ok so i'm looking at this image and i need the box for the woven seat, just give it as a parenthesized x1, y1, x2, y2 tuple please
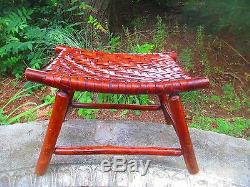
(25, 45, 210, 176)
(25, 45, 209, 94)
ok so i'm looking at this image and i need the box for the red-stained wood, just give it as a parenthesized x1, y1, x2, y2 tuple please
(64, 91, 74, 121)
(24, 45, 209, 95)
(54, 145, 182, 156)
(25, 67, 209, 94)
(35, 91, 70, 176)
(159, 95, 174, 125)
(168, 95, 199, 174)
(24, 46, 209, 176)
(71, 103, 161, 110)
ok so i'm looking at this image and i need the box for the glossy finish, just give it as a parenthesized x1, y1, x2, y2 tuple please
(25, 46, 209, 176)
(72, 103, 161, 110)
(25, 45, 209, 94)
(35, 91, 70, 176)
(168, 95, 199, 174)
(54, 146, 182, 156)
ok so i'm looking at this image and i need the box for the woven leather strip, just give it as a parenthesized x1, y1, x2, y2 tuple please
(25, 46, 209, 94)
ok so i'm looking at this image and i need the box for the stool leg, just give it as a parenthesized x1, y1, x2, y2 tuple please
(35, 90, 70, 176)
(168, 94, 199, 174)
(159, 94, 173, 125)
(64, 91, 74, 120)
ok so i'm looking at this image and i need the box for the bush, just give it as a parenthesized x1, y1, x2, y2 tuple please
(0, 8, 47, 78)
(0, 2, 99, 78)
(183, 0, 250, 49)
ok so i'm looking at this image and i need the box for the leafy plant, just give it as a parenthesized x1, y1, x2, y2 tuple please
(130, 16, 146, 30)
(97, 93, 152, 116)
(107, 35, 121, 52)
(87, 15, 107, 33)
(172, 21, 180, 35)
(0, 8, 49, 78)
(190, 116, 250, 139)
(200, 52, 211, 76)
(47, 27, 95, 49)
(0, 85, 48, 125)
(153, 16, 168, 51)
(179, 48, 193, 71)
(184, 0, 250, 51)
(74, 91, 97, 119)
(41, 88, 57, 105)
(123, 26, 135, 52)
(210, 84, 242, 113)
(194, 25, 211, 75)
(196, 25, 205, 50)
(0, 2, 102, 78)
(132, 43, 154, 53)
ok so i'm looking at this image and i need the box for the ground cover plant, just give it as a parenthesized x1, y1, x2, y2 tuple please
(0, 0, 249, 140)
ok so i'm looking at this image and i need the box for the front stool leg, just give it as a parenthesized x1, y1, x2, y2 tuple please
(168, 94, 199, 174)
(35, 90, 70, 176)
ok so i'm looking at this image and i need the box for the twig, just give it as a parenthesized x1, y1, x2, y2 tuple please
(223, 72, 245, 85)
(221, 39, 249, 64)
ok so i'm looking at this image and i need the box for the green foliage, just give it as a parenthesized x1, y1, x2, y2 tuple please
(184, 0, 250, 42)
(47, 27, 96, 49)
(42, 88, 57, 105)
(97, 93, 152, 116)
(172, 21, 181, 35)
(123, 26, 135, 52)
(0, 7, 57, 78)
(210, 84, 242, 112)
(132, 43, 154, 53)
(74, 92, 97, 119)
(153, 16, 168, 51)
(155, 0, 184, 7)
(107, 35, 121, 52)
(196, 25, 204, 50)
(182, 90, 209, 105)
(194, 25, 211, 75)
(130, 16, 146, 29)
(24, 81, 43, 93)
(181, 91, 209, 115)
(190, 116, 250, 139)
(87, 15, 107, 33)
(179, 48, 193, 71)
(33, 0, 93, 29)
(133, 0, 183, 7)
(200, 52, 210, 76)
(0, 0, 104, 78)
(0, 85, 48, 125)
(97, 94, 151, 105)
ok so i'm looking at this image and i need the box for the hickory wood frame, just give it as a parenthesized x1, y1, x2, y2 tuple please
(35, 90, 199, 176)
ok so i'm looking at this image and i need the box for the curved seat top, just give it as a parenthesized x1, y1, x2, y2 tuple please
(25, 46, 209, 94)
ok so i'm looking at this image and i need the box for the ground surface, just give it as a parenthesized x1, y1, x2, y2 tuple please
(0, 120, 249, 186)
(0, 0, 249, 139)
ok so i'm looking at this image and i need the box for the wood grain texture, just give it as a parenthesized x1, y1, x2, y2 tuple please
(169, 95, 199, 174)
(25, 45, 209, 94)
(71, 103, 161, 110)
(54, 146, 182, 156)
(25, 46, 209, 176)
(35, 91, 70, 176)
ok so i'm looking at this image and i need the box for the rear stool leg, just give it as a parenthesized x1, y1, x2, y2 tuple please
(35, 90, 70, 176)
(64, 91, 74, 120)
(159, 94, 173, 125)
(168, 95, 199, 174)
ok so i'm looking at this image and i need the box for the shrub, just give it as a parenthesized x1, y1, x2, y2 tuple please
(183, 0, 250, 51)
(0, 8, 48, 78)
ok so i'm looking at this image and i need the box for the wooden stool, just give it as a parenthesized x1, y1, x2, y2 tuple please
(25, 45, 209, 176)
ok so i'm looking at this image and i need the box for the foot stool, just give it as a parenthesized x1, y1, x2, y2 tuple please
(25, 45, 209, 176)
